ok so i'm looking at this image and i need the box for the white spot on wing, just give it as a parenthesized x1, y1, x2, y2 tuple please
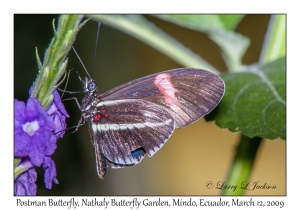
(92, 124, 97, 132)
(127, 124, 134, 129)
(93, 119, 173, 132)
(96, 100, 127, 107)
(125, 157, 131, 164)
(120, 124, 127, 130)
(148, 149, 155, 156)
(109, 124, 119, 130)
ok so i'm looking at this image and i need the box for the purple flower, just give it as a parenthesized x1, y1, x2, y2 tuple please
(46, 90, 69, 138)
(14, 158, 37, 196)
(15, 89, 68, 194)
(43, 156, 59, 189)
(14, 97, 56, 166)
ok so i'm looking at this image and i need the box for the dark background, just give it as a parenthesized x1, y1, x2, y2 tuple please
(14, 14, 285, 195)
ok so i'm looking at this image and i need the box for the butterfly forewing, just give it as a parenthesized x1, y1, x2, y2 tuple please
(81, 68, 224, 179)
(101, 68, 224, 128)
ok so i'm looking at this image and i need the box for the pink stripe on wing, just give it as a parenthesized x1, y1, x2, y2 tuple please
(154, 73, 190, 122)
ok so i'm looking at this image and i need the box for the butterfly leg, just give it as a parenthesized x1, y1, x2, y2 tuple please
(61, 97, 81, 110)
(57, 68, 84, 96)
(57, 115, 86, 137)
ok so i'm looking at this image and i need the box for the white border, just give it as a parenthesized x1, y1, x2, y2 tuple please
(4, 0, 298, 208)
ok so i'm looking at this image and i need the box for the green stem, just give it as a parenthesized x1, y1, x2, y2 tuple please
(222, 135, 262, 195)
(90, 15, 219, 74)
(14, 15, 88, 180)
(31, 14, 87, 108)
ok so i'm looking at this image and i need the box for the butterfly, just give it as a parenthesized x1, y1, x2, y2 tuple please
(78, 68, 224, 179)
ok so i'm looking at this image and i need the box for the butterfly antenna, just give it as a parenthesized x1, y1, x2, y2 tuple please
(91, 22, 101, 77)
(72, 46, 91, 78)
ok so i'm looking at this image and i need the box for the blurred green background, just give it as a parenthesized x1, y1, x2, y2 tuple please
(14, 14, 285, 195)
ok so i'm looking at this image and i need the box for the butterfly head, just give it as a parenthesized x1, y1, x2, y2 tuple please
(83, 77, 98, 94)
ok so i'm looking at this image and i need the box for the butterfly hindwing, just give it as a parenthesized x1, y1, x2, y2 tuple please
(101, 68, 224, 128)
(89, 99, 175, 175)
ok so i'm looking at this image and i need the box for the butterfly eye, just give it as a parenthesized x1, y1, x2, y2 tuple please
(87, 81, 97, 92)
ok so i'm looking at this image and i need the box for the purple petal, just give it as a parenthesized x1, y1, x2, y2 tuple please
(53, 90, 69, 118)
(14, 167, 37, 196)
(31, 98, 55, 130)
(47, 90, 69, 138)
(14, 132, 31, 156)
(19, 157, 35, 169)
(14, 98, 58, 166)
(14, 99, 28, 126)
(43, 156, 58, 189)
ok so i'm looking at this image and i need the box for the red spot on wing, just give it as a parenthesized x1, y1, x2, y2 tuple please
(93, 110, 109, 121)
(97, 94, 104, 99)
(154, 73, 190, 122)
(93, 113, 102, 122)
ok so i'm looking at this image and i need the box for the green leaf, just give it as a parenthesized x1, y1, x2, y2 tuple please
(154, 15, 244, 31)
(208, 30, 250, 71)
(216, 15, 245, 31)
(90, 15, 219, 74)
(214, 57, 286, 140)
(259, 15, 286, 63)
(154, 15, 249, 71)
